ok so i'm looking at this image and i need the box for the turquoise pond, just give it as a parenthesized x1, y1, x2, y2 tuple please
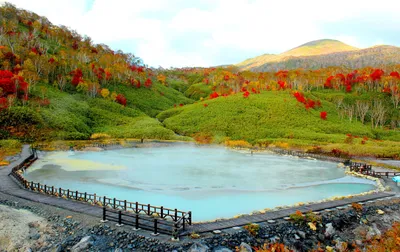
(24, 143, 376, 221)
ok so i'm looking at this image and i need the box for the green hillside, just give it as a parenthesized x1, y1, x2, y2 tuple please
(158, 91, 400, 157)
(0, 83, 191, 141)
(0, 4, 399, 161)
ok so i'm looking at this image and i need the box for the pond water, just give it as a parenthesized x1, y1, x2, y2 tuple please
(24, 143, 376, 221)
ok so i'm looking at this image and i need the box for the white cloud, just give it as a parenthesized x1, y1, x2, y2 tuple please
(3, 0, 400, 67)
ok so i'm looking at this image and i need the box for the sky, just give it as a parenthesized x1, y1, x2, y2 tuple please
(2, 0, 400, 68)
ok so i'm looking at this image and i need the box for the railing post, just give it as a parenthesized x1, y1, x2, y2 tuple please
(174, 209, 178, 221)
(102, 207, 106, 221)
(75, 190, 78, 200)
(103, 196, 106, 207)
(67, 189, 70, 198)
(189, 211, 192, 225)
(118, 211, 122, 226)
(51, 186, 54, 195)
(173, 223, 178, 240)
(38, 183, 40, 192)
(182, 215, 186, 230)
(148, 204, 151, 215)
(59, 187, 62, 197)
(135, 202, 139, 213)
(84, 192, 87, 201)
(94, 193, 97, 204)
(386, 172, 388, 178)
(153, 219, 158, 235)
(44, 185, 47, 193)
(113, 198, 116, 209)
(124, 200, 127, 211)
(135, 214, 139, 229)
(30, 181, 33, 190)
(161, 206, 164, 218)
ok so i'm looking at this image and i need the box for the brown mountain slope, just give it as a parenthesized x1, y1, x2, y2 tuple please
(236, 39, 400, 72)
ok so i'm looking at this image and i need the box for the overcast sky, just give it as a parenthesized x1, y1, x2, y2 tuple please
(2, 0, 400, 68)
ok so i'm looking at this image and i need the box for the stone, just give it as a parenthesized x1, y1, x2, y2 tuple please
(30, 233, 41, 240)
(267, 220, 276, 223)
(325, 223, 336, 238)
(238, 242, 252, 252)
(294, 234, 300, 240)
(187, 242, 210, 252)
(376, 209, 385, 215)
(366, 223, 381, 240)
(297, 230, 306, 239)
(71, 236, 94, 252)
(214, 248, 233, 252)
(335, 241, 347, 251)
(213, 230, 222, 234)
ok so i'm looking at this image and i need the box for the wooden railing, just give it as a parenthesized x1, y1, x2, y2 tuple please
(270, 148, 346, 163)
(9, 148, 192, 237)
(272, 149, 400, 179)
(348, 161, 399, 178)
(102, 207, 191, 239)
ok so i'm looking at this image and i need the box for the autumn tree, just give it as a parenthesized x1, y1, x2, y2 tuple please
(355, 100, 369, 124)
(371, 100, 387, 128)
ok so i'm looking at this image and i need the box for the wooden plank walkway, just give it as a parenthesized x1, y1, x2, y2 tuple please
(184, 191, 396, 234)
(0, 145, 102, 217)
(0, 145, 398, 236)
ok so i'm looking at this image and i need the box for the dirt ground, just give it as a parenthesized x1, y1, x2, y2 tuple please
(0, 205, 54, 251)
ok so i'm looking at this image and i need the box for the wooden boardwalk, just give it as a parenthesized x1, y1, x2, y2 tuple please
(183, 191, 396, 234)
(0, 145, 398, 236)
(0, 145, 102, 217)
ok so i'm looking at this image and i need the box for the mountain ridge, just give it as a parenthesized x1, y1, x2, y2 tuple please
(236, 39, 400, 71)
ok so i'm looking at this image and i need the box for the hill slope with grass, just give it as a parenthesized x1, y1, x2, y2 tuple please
(0, 3, 194, 141)
(0, 4, 399, 161)
(237, 39, 400, 71)
(158, 90, 400, 158)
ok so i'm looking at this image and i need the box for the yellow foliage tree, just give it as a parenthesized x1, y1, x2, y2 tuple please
(100, 88, 110, 98)
(111, 91, 117, 101)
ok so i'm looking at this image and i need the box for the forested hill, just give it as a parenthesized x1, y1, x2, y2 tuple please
(237, 39, 400, 72)
(0, 3, 193, 141)
(0, 3, 399, 159)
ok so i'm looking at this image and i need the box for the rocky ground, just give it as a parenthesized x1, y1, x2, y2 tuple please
(0, 190, 399, 252)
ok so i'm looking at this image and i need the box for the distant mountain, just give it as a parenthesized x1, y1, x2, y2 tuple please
(281, 39, 357, 57)
(236, 39, 400, 72)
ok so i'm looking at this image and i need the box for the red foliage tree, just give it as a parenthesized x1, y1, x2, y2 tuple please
(210, 91, 219, 99)
(243, 91, 250, 98)
(70, 68, 83, 86)
(370, 69, 384, 81)
(390, 71, 400, 78)
(324, 76, 334, 88)
(0, 97, 7, 110)
(293, 91, 305, 103)
(116, 94, 127, 106)
(277, 80, 286, 90)
(144, 78, 152, 88)
(320, 111, 327, 120)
